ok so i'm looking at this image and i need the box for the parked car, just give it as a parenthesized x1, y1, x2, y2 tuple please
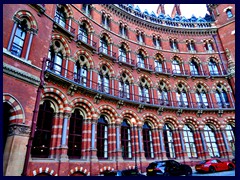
(195, 159, 235, 173)
(146, 160, 192, 176)
(103, 169, 145, 176)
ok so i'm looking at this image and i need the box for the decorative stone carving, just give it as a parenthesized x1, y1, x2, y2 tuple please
(8, 124, 30, 137)
(94, 93, 102, 104)
(137, 104, 144, 113)
(225, 48, 235, 75)
(67, 84, 78, 96)
(117, 100, 124, 109)
(157, 107, 164, 115)
(176, 108, 183, 116)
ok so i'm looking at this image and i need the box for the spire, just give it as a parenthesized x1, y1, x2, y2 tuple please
(171, 4, 181, 18)
(157, 4, 165, 15)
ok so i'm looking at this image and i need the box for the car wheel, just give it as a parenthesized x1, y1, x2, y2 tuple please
(209, 166, 215, 173)
(185, 170, 192, 176)
(163, 172, 170, 176)
(228, 164, 234, 171)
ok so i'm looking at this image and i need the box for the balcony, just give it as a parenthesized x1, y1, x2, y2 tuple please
(172, 69, 189, 77)
(209, 70, 227, 77)
(53, 14, 75, 38)
(118, 55, 135, 68)
(76, 34, 97, 53)
(154, 67, 171, 75)
(136, 62, 153, 72)
(98, 46, 117, 62)
(44, 59, 235, 111)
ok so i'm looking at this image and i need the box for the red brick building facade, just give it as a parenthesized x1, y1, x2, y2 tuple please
(3, 4, 235, 176)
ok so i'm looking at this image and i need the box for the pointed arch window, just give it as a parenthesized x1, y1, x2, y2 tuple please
(68, 109, 83, 159)
(158, 86, 169, 105)
(190, 60, 199, 75)
(163, 124, 176, 158)
(139, 84, 150, 103)
(78, 23, 88, 43)
(121, 120, 132, 159)
(183, 125, 197, 158)
(31, 100, 54, 158)
(102, 14, 110, 29)
(172, 59, 181, 74)
(153, 37, 161, 48)
(226, 9, 233, 18)
(142, 122, 154, 159)
(97, 115, 108, 159)
(215, 89, 229, 108)
(48, 46, 63, 75)
(100, 36, 108, 54)
(208, 59, 219, 75)
(204, 125, 220, 157)
(119, 45, 127, 62)
(74, 57, 88, 86)
(176, 89, 188, 107)
(154, 59, 163, 72)
(98, 71, 109, 93)
(119, 78, 130, 99)
(137, 52, 145, 68)
(195, 89, 209, 108)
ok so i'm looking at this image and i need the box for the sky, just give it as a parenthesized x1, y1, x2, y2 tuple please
(135, 4, 209, 18)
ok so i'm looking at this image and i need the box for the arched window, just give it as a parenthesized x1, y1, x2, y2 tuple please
(139, 84, 150, 103)
(74, 57, 88, 86)
(68, 109, 83, 159)
(225, 124, 235, 155)
(154, 58, 163, 72)
(31, 100, 54, 158)
(10, 20, 27, 57)
(97, 115, 108, 159)
(137, 52, 145, 68)
(203, 125, 220, 157)
(142, 122, 154, 159)
(121, 120, 132, 159)
(137, 33, 144, 43)
(98, 68, 110, 93)
(172, 59, 181, 74)
(100, 36, 108, 54)
(208, 59, 219, 75)
(119, 45, 127, 62)
(176, 85, 189, 107)
(48, 46, 63, 75)
(205, 41, 213, 51)
(215, 89, 229, 108)
(55, 6, 66, 28)
(102, 14, 110, 29)
(158, 85, 169, 105)
(170, 39, 178, 50)
(119, 75, 130, 99)
(120, 24, 127, 37)
(190, 60, 199, 75)
(3, 103, 12, 152)
(78, 23, 88, 43)
(183, 125, 197, 158)
(195, 85, 209, 108)
(163, 124, 176, 158)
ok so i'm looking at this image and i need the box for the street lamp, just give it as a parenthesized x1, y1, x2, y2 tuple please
(131, 118, 138, 171)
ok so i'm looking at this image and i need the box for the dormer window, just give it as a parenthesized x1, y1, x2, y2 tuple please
(226, 9, 233, 18)
(102, 14, 110, 29)
(82, 4, 91, 16)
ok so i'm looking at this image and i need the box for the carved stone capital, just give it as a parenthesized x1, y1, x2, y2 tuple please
(8, 124, 31, 137)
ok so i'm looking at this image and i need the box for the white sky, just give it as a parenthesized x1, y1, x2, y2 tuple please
(135, 4, 208, 18)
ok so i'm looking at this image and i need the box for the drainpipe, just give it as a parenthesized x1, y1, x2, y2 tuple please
(21, 57, 47, 176)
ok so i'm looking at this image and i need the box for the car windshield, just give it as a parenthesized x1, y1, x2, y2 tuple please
(157, 162, 166, 167)
(199, 160, 207, 164)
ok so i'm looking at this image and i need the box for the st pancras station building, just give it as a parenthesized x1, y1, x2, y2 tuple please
(3, 4, 235, 176)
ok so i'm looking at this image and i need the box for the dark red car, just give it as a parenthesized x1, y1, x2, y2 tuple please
(195, 159, 235, 173)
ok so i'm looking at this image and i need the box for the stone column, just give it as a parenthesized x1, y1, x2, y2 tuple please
(7, 22, 17, 51)
(3, 124, 30, 176)
(25, 31, 34, 61)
